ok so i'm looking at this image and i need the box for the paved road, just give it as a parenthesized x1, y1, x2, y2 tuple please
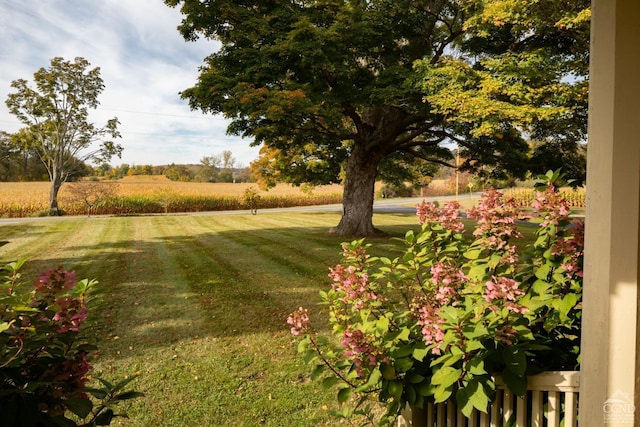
(0, 193, 482, 224)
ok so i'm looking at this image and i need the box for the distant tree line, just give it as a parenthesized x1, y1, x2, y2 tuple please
(0, 136, 254, 184)
(93, 150, 254, 183)
(0, 130, 93, 182)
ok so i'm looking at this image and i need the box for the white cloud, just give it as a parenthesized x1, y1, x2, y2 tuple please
(0, 0, 260, 167)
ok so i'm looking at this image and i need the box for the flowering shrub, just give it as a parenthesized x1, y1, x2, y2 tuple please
(0, 261, 143, 426)
(288, 170, 583, 425)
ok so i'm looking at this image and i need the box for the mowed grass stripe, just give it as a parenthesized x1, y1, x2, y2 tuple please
(192, 215, 343, 279)
(0, 218, 123, 277)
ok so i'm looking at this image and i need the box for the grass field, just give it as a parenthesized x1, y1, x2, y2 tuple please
(0, 210, 422, 426)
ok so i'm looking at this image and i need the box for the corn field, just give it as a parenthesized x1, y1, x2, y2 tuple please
(503, 187, 586, 208)
(0, 178, 343, 218)
(0, 177, 587, 218)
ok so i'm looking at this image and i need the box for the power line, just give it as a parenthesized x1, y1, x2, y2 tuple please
(121, 130, 242, 141)
(0, 108, 227, 127)
(98, 106, 227, 120)
(0, 119, 243, 141)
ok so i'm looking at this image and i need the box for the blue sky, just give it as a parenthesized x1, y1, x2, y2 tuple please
(0, 1, 260, 167)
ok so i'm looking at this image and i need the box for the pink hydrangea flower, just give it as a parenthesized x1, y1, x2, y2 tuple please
(496, 324, 518, 345)
(341, 243, 370, 264)
(552, 220, 585, 278)
(52, 296, 88, 333)
(430, 261, 469, 305)
(416, 303, 445, 354)
(483, 276, 527, 313)
(34, 268, 77, 296)
(532, 186, 572, 228)
(468, 189, 523, 247)
(341, 328, 387, 377)
(287, 307, 311, 336)
(416, 200, 465, 233)
(328, 264, 382, 311)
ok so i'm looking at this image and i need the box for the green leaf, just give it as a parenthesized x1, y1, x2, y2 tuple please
(488, 254, 502, 269)
(531, 279, 552, 296)
(322, 376, 338, 389)
(467, 356, 486, 376)
(84, 387, 108, 400)
(404, 231, 416, 244)
(0, 321, 12, 333)
(357, 368, 382, 392)
(395, 357, 414, 372)
(376, 315, 390, 334)
(381, 364, 396, 380)
(412, 344, 429, 361)
(464, 248, 483, 260)
(456, 379, 489, 417)
(438, 305, 461, 322)
(431, 366, 460, 388)
(534, 263, 551, 280)
(501, 369, 527, 396)
(534, 234, 549, 248)
(431, 351, 463, 368)
(96, 377, 114, 390)
(94, 409, 116, 426)
(311, 363, 325, 380)
(433, 384, 453, 403)
(414, 381, 434, 397)
(397, 327, 411, 341)
(392, 344, 414, 358)
(502, 346, 527, 376)
(465, 339, 485, 352)
(303, 349, 317, 364)
(557, 293, 580, 321)
(387, 380, 403, 401)
(337, 387, 352, 404)
(64, 396, 93, 418)
(114, 391, 145, 401)
(406, 383, 417, 405)
(463, 322, 489, 340)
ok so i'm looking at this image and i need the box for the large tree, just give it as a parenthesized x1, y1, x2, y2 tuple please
(166, 0, 589, 236)
(5, 57, 122, 213)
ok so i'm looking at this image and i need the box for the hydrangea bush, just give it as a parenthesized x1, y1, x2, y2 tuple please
(0, 261, 143, 427)
(288, 171, 583, 425)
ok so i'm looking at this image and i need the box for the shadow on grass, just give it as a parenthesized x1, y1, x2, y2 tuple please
(7, 215, 420, 357)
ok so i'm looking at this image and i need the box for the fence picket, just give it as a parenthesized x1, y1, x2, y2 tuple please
(399, 371, 580, 427)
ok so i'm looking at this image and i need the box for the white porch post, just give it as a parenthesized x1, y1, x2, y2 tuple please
(581, 0, 640, 426)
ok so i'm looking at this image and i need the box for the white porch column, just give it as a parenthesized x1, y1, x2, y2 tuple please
(581, 1, 640, 426)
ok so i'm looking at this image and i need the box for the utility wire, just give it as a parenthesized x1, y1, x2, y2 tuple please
(122, 130, 240, 141)
(98, 106, 227, 120)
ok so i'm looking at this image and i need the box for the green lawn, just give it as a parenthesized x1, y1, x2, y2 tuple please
(0, 211, 422, 426)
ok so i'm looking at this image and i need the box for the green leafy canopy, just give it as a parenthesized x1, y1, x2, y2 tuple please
(166, 0, 589, 235)
(5, 57, 123, 211)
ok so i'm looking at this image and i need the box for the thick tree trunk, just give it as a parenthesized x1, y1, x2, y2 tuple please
(329, 143, 384, 237)
(49, 176, 62, 215)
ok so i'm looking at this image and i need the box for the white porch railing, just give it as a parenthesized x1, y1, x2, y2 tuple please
(398, 371, 580, 427)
